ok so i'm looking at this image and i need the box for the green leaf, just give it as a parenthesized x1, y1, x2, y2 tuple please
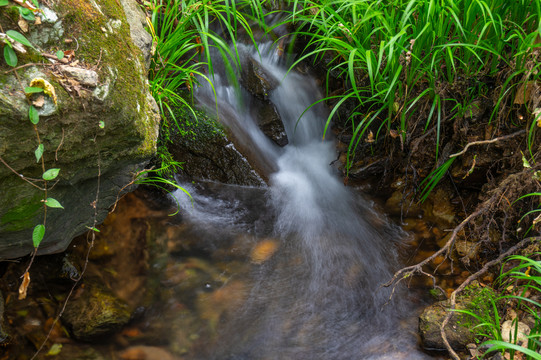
(99, 121, 105, 129)
(24, 87, 44, 94)
(42, 168, 60, 180)
(45, 198, 64, 209)
(34, 143, 43, 162)
(4, 46, 17, 67)
(32, 224, 45, 248)
(0, 0, 9, 6)
(19, 6, 35, 21)
(56, 50, 64, 60)
(29, 105, 39, 124)
(6, 30, 34, 49)
(31, 0, 39, 7)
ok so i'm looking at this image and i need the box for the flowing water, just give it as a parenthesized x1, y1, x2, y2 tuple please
(168, 42, 437, 359)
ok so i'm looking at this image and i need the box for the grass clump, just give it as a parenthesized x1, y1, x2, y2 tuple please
(274, 0, 541, 188)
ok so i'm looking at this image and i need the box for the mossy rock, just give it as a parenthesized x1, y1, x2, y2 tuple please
(419, 282, 496, 351)
(62, 283, 131, 341)
(0, 0, 160, 259)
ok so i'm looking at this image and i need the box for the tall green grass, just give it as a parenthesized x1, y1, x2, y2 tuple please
(272, 0, 541, 186)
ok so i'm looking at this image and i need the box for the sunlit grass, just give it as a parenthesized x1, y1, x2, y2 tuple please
(272, 0, 541, 189)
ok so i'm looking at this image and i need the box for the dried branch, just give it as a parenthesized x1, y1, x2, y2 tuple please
(450, 130, 525, 158)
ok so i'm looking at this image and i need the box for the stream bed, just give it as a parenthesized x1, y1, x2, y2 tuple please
(0, 40, 465, 360)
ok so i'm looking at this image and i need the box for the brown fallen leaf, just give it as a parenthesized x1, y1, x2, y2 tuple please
(18, 18, 29, 33)
(34, 16, 41, 25)
(32, 95, 45, 108)
(18, 271, 30, 300)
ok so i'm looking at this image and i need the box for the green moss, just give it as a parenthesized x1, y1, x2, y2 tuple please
(0, 192, 42, 232)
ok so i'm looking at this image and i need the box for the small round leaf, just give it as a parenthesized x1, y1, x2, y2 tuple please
(56, 50, 64, 60)
(29, 105, 39, 125)
(4, 46, 17, 67)
(32, 224, 45, 248)
(34, 143, 44, 162)
(42, 168, 60, 180)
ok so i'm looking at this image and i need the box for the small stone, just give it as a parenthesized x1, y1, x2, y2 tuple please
(501, 320, 530, 346)
(60, 66, 99, 87)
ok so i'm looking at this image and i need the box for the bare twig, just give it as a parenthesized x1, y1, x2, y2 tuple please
(0, 155, 45, 190)
(441, 236, 539, 360)
(2, 62, 51, 74)
(450, 130, 525, 158)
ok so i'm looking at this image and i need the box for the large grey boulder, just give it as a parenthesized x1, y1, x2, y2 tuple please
(0, 0, 160, 259)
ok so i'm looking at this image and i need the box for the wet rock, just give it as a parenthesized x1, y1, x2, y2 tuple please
(251, 98, 288, 146)
(419, 301, 475, 351)
(419, 283, 495, 350)
(240, 57, 280, 100)
(422, 188, 456, 227)
(169, 111, 264, 186)
(63, 284, 131, 341)
(384, 190, 422, 218)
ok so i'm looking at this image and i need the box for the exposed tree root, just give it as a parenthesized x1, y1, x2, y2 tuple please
(449, 130, 526, 158)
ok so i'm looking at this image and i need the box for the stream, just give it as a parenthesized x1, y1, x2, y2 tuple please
(0, 38, 449, 360)
(166, 42, 437, 359)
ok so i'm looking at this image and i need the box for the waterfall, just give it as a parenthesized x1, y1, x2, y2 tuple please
(172, 41, 434, 360)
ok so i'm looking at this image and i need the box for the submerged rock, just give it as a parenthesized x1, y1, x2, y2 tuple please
(63, 284, 131, 341)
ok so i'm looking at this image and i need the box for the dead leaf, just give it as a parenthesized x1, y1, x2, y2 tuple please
(28, 78, 57, 105)
(18, 18, 29, 32)
(514, 81, 536, 105)
(32, 95, 45, 108)
(34, 16, 41, 25)
(366, 130, 375, 143)
(18, 271, 30, 300)
(389, 129, 399, 138)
